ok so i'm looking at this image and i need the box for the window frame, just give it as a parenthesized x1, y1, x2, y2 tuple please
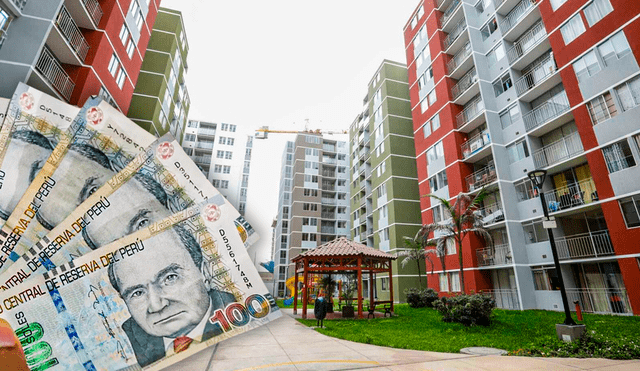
(560, 14, 586, 45)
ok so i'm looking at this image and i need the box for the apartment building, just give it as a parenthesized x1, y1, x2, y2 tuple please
(272, 134, 350, 298)
(404, 0, 640, 315)
(128, 7, 190, 141)
(181, 120, 253, 215)
(349, 60, 423, 303)
(0, 0, 159, 113)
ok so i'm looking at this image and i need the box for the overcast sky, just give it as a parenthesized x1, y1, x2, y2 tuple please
(159, 0, 420, 267)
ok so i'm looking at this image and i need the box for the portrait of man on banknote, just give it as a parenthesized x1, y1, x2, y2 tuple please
(0, 130, 53, 220)
(108, 225, 236, 367)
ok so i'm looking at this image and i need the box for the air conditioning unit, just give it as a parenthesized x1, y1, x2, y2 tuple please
(470, 139, 482, 152)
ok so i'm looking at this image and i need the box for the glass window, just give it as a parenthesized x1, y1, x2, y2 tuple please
(573, 50, 601, 83)
(418, 68, 433, 90)
(587, 92, 618, 125)
(532, 266, 560, 290)
(620, 194, 640, 228)
(523, 220, 549, 244)
(431, 113, 440, 131)
(108, 54, 119, 77)
(598, 31, 632, 66)
(450, 272, 461, 292)
(500, 104, 520, 129)
(584, 0, 613, 27)
(507, 140, 529, 163)
(439, 273, 449, 292)
(615, 75, 640, 111)
(116, 68, 126, 89)
(486, 43, 506, 65)
(549, 0, 568, 11)
(515, 179, 536, 202)
(560, 14, 586, 45)
(493, 73, 513, 97)
(423, 120, 431, 137)
(602, 140, 636, 173)
(480, 18, 498, 41)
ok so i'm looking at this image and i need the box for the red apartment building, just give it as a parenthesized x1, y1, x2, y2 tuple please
(404, 0, 640, 315)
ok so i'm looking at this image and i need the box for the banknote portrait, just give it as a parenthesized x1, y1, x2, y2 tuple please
(107, 226, 236, 367)
(0, 130, 53, 220)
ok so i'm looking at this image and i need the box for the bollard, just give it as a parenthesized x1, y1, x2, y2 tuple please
(574, 300, 583, 322)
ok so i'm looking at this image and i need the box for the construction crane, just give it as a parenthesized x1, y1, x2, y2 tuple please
(254, 120, 347, 139)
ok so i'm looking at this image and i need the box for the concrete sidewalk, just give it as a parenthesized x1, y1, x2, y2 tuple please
(164, 309, 640, 371)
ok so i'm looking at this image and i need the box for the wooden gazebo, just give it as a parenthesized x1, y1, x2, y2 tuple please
(291, 237, 397, 319)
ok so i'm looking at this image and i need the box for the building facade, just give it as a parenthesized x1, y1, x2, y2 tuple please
(0, 0, 159, 113)
(181, 120, 253, 215)
(127, 7, 190, 141)
(404, 0, 640, 315)
(272, 134, 350, 298)
(349, 60, 423, 303)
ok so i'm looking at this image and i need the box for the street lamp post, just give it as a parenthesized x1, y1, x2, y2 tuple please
(528, 170, 585, 341)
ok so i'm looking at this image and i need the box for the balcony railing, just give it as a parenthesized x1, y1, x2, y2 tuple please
(451, 67, 478, 100)
(523, 100, 570, 132)
(477, 244, 511, 267)
(195, 141, 214, 149)
(477, 201, 504, 225)
(507, 21, 546, 64)
(322, 171, 336, 178)
(443, 18, 467, 50)
(35, 47, 75, 101)
(461, 131, 491, 159)
(321, 197, 336, 205)
(466, 162, 497, 191)
(323, 145, 336, 152)
(440, 0, 461, 27)
(321, 227, 336, 234)
(533, 132, 583, 168)
(515, 55, 556, 96)
(198, 127, 216, 137)
(566, 288, 632, 315)
(323, 157, 337, 164)
(56, 6, 90, 62)
(83, 0, 103, 26)
(193, 155, 211, 164)
(456, 95, 485, 129)
(501, 0, 536, 34)
(546, 178, 597, 212)
(480, 289, 520, 310)
(321, 212, 335, 219)
(446, 41, 472, 74)
(557, 230, 614, 260)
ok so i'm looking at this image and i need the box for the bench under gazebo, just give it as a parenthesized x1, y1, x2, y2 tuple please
(291, 236, 397, 319)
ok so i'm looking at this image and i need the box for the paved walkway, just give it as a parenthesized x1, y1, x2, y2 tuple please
(165, 309, 640, 371)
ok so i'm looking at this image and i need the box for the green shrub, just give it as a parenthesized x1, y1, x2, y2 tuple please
(433, 293, 495, 326)
(404, 288, 440, 308)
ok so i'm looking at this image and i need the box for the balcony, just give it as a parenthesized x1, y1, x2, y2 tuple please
(321, 226, 336, 234)
(446, 41, 473, 79)
(506, 21, 548, 68)
(500, 0, 536, 35)
(198, 127, 217, 137)
(34, 47, 75, 101)
(604, 155, 636, 174)
(440, 0, 462, 32)
(321, 212, 335, 219)
(566, 288, 632, 315)
(515, 55, 560, 101)
(557, 230, 614, 260)
(195, 141, 214, 150)
(462, 131, 491, 162)
(321, 197, 336, 205)
(82, 0, 103, 26)
(477, 244, 512, 267)
(443, 18, 467, 54)
(533, 132, 583, 168)
(480, 289, 520, 310)
(456, 95, 485, 131)
(477, 201, 504, 225)
(451, 67, 479, 105)
(546, 178, 598, 212)
(466, 161, 497, 192)
(322, 171, 336, 178)
(523, 100, 571, 132)
(323, 144, 336, 152)
(55, 5, 89, 62)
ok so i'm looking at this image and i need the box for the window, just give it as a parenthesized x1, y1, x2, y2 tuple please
(220, 180, 229, 189)
(377, 183, 386, 198)
(379, 205, 388, 219)
(374, 88, 382, 106)
(304, 161, 318, 169)
(230, 124, 237, 132)
(302, 233, 316, 242)
(583, 0, 613, 27)
(549, 0, 568, 11)
(420, 89, 437, 113)
(427, 141, 444, 164)
(413, 25, 427, 51)
(223, 165, 231, 174)
(115, 68, 126, 89)
(119, 24, 129, 45)
(598, 32, 631, 66)
(422, 114, 440, 138)
(216, 150, 224, 159)
(417, 67, 433, 90)
(304, 174, 318, 183)
(374, 107, 382, 122)
(184, 133, 195, 142)
(214, 165, 222, 173)
(620, 194, 640, 228)
(227, 138, 234, 146)
(303, 217, 317, 226)
(375, 141, 385, 157)
(480, 18, 498, 41)
(486, 43, 506, 65)
(415, 47, 430, 68)
(532, 266, 560, 290)
(602, 140, 636, 173)
(573, 50, 601, 83)
(507, 140, 529, 163)
(221, 123, 229, 131)
(446, 239, 456, 255)
(450, 272, 461, 292)
(499, 104, 520, 129)
(303, 188, 318, 197)
(303, 203, 318, 211)
(429, 169, 448, 192)
(225, 151, 233, 160)
(439, 273, 449, 292)
(125, 38, 135, 58)
(560, 14, 586, 45)
(129, 0, 144, 31)
(376, 161, 386, 177)
(379, 227, 389, 242)
(380, 277, 389, 291)
(615, 75, 640, 111)
(523, 220, 549, 244)
(515, 179, 536, 202)
(108, 54, 120, 77)
(493, 73, 513, 97)
(587, 92, 617, 125)
(219, 136, 227, 144)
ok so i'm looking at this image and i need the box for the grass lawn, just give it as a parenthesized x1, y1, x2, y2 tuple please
(295, 304, 640, 357)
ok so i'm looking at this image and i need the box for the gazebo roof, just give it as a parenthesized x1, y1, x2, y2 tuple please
(292, 237, 396, 261)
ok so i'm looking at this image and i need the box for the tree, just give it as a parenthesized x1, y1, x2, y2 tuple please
(397, 236, 436, 287)
(415, 188, 493, 294)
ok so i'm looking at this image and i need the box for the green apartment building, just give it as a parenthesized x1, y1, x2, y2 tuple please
(349, 60, 423, 303)
(128, 7, 190, 142)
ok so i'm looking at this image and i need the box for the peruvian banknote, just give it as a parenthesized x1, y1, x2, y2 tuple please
(0, 199, 280, 370)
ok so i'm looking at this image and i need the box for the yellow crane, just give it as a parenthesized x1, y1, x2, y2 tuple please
(254, 123, 347, 139)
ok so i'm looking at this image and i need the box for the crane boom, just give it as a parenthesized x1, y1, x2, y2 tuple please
(255, 125, 347, 139)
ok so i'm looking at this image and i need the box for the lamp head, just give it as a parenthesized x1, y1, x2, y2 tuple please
(527, 169, 547, 189)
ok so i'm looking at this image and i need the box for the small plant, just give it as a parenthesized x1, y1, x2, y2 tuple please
(433, 293, 495, 326)
(341, 279, 357, 306)
(404, 288, 439, 308)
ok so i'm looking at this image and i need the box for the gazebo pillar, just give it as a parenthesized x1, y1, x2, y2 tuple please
(302, 258, 309, 319)
(293, 265, 299, 315)
(369, 268, 374, 306)
(357, 255, 363, 318)
(388, 261, 394, 312)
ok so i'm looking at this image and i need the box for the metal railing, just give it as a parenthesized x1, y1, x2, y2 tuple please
(35, 47, 75, 101)
(507, 21, 546, 64)
(466, 161, 496, 191)
(523, 100, 570, 132)
(533, 131, 583, 168)
(477, 244, 511, 267)
(83, 0, 103, 26)
(515, 55, 556, 96)
(323, 157, 337, 164)
(447, 41, 472, 74)
(451, 67, 478, 100)
(461, 131, 491, 158)
(456, 95, 485, 129)
(440, 0, 461, 27)
(501, 0, 536, 34)
(195, 141, 215, 149)
(477, 202, 504, 225)
(556, 231, 614, 260)
(546, 178, 598, 212)
(566, 288, 632, 315)
(323, 145, 336, 152)
(321, 227, 336, 234)
(193, 155, 211, 164)
(198, 127, 216, 137)
(443, 18, 467, 50)
(321, 198, 336, 205)
(56, 5, 89, 62)
(480, 289, 520, 310)
(322, 171, 336, 178)
(321, 213, 335, 219)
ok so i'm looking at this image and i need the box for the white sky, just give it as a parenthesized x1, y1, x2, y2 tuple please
(159, 0, 419, 268)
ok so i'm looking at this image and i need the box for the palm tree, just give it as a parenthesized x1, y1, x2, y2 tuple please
(397, 236, 439, 287)
(415, 188, 493, 294)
